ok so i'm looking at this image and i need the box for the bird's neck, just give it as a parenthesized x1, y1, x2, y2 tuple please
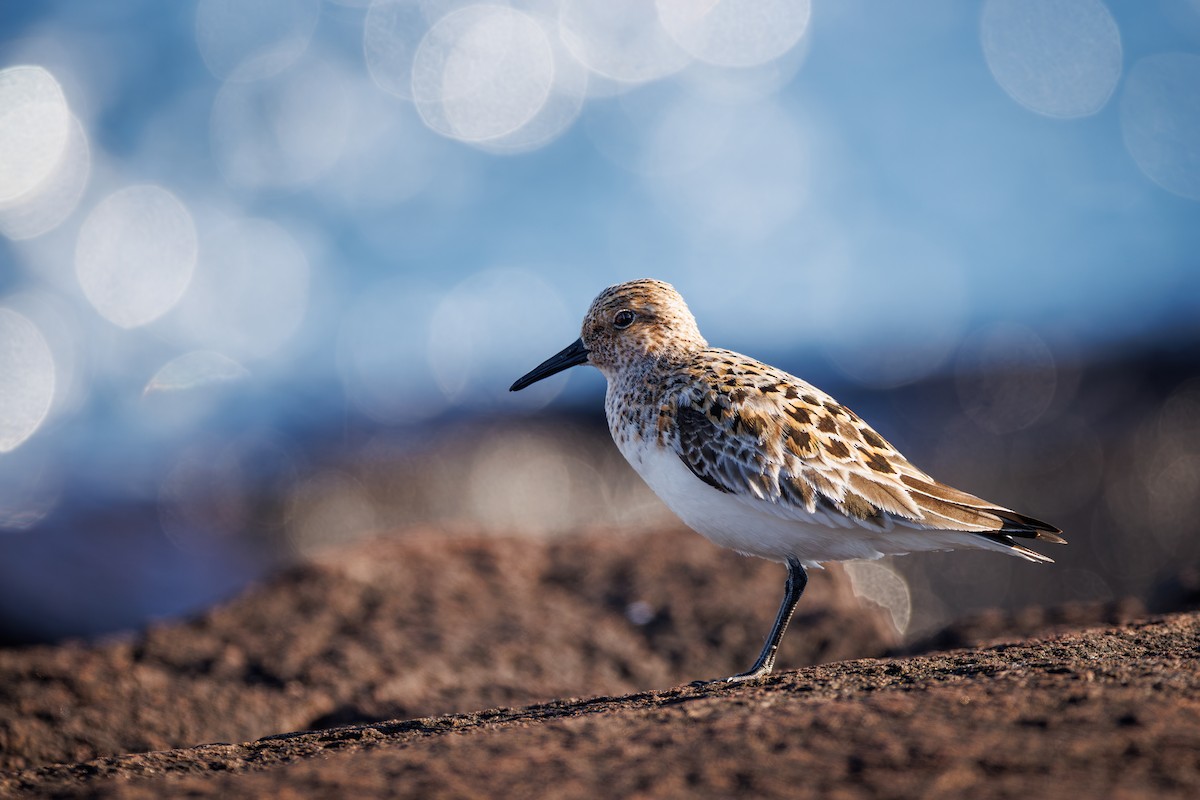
(604, 349, 697, 447)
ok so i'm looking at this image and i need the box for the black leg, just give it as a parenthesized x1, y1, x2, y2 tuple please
(724, 557, 808, 683)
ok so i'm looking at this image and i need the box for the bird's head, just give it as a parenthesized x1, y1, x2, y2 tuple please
(510, 279, 706, 391)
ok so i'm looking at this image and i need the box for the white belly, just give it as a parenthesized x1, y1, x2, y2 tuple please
(614, 435, 986, 566)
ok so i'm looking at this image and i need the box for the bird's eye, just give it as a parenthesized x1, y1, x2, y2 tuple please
(613, 310, 635, 329)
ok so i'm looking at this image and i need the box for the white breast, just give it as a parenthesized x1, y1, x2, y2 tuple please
(612, 430, 992, 567)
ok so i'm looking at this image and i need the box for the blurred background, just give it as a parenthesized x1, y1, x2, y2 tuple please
(1, 0, 1198, 645)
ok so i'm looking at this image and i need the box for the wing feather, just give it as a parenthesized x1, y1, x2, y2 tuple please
(670, 350, 1065, 554)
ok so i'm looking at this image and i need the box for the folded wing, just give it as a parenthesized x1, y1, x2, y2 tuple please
(671, 353, 1065, 560)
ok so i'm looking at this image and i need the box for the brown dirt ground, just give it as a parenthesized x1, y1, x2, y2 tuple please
(2, 529, 1196, 798)
(3, 613, 1197, 799)
(0, 527, 895, 772)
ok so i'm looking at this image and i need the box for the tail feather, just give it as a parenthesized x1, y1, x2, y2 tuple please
(992, 509, 1068, 544)
(973, 532, 1058, 563)
(898, 473, 1067, 560)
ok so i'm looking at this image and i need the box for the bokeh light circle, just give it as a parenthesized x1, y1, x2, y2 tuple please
(0, 308, 56, 453)
(286, 471, 379, 554)
(363, 0, 429, 100)
(210, 57, 353, 190)
(470, 10, 591, 155)
(0, 292, 82, 426)
(427, 268, 572, 407)
(173, 218, 310, 360)
(980, 0, 1122, 118)
(412, 5, 557, 142)
(585, 83, 734, 176)
(649, 102, 808, 240)
(74, 185, 198, 329)
(1120, 53, 1200, 201)
(0, 442, 61, 530)
(467, 432, 574, 537)
(145, 351, 250, 395)
(0, 113, 90, 241)
(559, 0, 692, 84)
(317, 89, 443, 210)
(0, 65, 70, 203)
(676, 31, 811, 104)
(656, 0, 812, 69)
(195, 0, 321, 82)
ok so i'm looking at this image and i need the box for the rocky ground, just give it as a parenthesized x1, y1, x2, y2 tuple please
(0, 528, 896, 771)
(1, 528, 1196, 798)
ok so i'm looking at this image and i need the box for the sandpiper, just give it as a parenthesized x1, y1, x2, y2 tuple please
(510, 279, 1065, 683)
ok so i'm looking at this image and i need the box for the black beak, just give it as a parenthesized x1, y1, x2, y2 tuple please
(510, 338, 589, 391)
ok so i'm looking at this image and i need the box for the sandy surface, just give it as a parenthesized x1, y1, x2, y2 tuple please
(2, 529, 1196, 798)
(3, 613, 1197, 798)
(0, 528, 894, 772)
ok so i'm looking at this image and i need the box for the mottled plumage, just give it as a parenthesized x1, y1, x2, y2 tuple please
(511, 279, 1065, 682)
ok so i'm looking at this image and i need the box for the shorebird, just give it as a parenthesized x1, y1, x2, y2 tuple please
(510, 279, 1065, 683)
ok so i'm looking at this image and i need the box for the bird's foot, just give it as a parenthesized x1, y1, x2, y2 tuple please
(690, 665, 773, 688)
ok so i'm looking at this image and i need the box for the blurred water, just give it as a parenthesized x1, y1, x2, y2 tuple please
(1, 0, 1199, 641)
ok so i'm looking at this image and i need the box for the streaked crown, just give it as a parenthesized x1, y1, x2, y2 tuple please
(581, 279, 707, 375)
